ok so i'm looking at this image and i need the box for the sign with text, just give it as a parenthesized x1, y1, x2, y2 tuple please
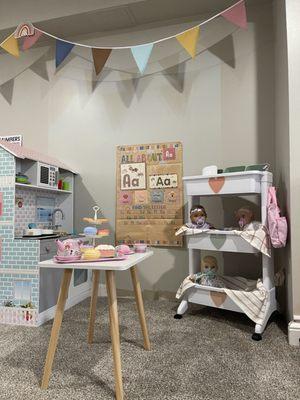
(0, 135, 23, 146)
(149, 174, 178, 189)
(116, 142, 183, 247)
(120, 162, 146, 190)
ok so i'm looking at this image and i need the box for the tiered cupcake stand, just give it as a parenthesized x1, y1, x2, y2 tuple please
(80, 206, 109, 246)
(175, 171, 277, 340)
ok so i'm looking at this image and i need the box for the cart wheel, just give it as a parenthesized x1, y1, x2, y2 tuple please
(252, 333, 262, 341)
(174, 314, 183, 319)
(270, 310, 280, 321)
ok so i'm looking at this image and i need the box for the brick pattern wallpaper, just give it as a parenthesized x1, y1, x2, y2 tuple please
(0, 147, 40, 310)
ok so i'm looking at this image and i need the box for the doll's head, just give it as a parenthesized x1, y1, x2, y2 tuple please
(235, 207, 254, 229)
(190, 205, 207, 227)
(201, 255, 218, 274)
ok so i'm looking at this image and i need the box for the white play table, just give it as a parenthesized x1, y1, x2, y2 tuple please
(38, 251, 153, 400)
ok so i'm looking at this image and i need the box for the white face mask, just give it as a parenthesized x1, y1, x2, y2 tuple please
(239, 217, 246, 228)
(196, 216, 205, 226)
(203, 265, 216, 275)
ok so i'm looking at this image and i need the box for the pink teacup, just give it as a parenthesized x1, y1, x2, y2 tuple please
(133, 243, 147, 253)
(116, 244, 132, 255)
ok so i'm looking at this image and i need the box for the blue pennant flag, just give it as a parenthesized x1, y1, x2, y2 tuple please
(131, 43, 153, 74)
(56, 40, 74, 68)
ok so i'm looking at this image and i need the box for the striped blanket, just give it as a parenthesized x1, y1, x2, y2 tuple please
(176, 275, 268, 325)
(175, 224, 271, 257)
(221, 276, 268, 325)
(237, 225, 271, 257)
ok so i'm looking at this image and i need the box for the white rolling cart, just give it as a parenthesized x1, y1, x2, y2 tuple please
(174, 171, 277, 340)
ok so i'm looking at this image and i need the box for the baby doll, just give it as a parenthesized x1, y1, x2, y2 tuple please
(186, 205, 214, 229)
(235, 206, 259, 230)
(192, 256, 222, 287)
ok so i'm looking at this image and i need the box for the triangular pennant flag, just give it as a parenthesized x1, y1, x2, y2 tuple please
(0, 79, 15, 104)
(30, 55, 49, 81)
(176, 26, 199, 58)
(163, 64, 186, 93)
(0, 35, 19, 57)
(92, 48, 112, 75)
(131, 43, 153, 74)
(221, 1, 247, 29)
(92, 69, 111, 91)
(23, 30, 42, 51)
(56, 40, 74, 68)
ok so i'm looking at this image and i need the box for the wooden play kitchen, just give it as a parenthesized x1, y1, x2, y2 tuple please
(39, 251, 153, 400)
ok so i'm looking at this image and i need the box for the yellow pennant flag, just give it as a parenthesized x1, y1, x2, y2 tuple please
(0, 35, 19, 57)
(176, 26, 199, 58)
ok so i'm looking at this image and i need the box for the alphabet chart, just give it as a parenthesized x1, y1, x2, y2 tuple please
(116, 142, 183, 247)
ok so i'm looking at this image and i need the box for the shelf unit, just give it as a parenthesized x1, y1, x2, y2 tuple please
(175, 171, 277, 340)
(15, 182, 72, 194)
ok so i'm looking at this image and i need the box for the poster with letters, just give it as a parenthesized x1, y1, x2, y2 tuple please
(116, 142, 183, 247)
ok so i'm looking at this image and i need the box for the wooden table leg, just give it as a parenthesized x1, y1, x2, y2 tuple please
(106, 271, 123, 400)
(130, 265, 151, 351)
(41, 268, 73, 389)
(88, 270, 100, 344)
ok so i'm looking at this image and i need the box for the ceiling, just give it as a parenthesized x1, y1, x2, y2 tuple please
(0, 0, 272, 45)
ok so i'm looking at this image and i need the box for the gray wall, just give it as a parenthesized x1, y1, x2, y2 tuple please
(0, 2, 276, 295)
(273, 0, 291, 318)
(285, 0, 300, 320)
(273, 0, 300, 322)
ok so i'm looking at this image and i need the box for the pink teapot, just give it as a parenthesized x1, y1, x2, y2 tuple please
(56, 238, 83, 257)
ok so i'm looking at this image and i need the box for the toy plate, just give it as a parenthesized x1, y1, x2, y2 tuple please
(53, 255, 127, 264)
(55, 256, 82, 261)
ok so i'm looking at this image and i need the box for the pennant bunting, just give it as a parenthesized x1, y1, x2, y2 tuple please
(92, 48, 112, 75)
(221, 1, 247, 29)
(0, 35, 19, 57)
(176, 26, 199, 59)
(131, 43, 153, 74)
(23, 30, 42, 51)
(55, 40, 74, 68)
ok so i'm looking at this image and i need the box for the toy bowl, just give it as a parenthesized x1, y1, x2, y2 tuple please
(133, 243, 147, 253)
(116, 245, 134, 255)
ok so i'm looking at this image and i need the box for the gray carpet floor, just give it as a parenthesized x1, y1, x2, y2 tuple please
(0, 298, 299, 400)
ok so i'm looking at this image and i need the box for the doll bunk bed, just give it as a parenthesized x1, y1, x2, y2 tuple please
(174, 171, 277, 341)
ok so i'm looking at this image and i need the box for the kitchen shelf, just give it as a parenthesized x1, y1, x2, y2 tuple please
(15, 182, 72, 194)
(186, 230, 259, 254)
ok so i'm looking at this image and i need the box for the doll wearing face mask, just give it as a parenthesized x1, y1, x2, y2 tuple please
(186, 205, 214, 229)
(235, 207, 254, 230)
(193, 256, 222, 287)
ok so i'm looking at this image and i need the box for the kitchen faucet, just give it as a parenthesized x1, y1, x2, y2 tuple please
(51, 208, 64, 230)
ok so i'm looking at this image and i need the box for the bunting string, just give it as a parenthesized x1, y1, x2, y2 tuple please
(18, 0, 246, 50)
(0, 0, 247, 82)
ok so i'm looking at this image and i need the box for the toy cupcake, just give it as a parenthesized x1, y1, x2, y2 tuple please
(116, 244, 133, 255)
(83, 226, 97, 236)
(82, 248, 101, 260)
(95, 245, 116, 258)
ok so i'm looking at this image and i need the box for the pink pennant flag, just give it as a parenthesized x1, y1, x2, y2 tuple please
(22, 29, 42, 51)
(221, 1, 247, 29)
